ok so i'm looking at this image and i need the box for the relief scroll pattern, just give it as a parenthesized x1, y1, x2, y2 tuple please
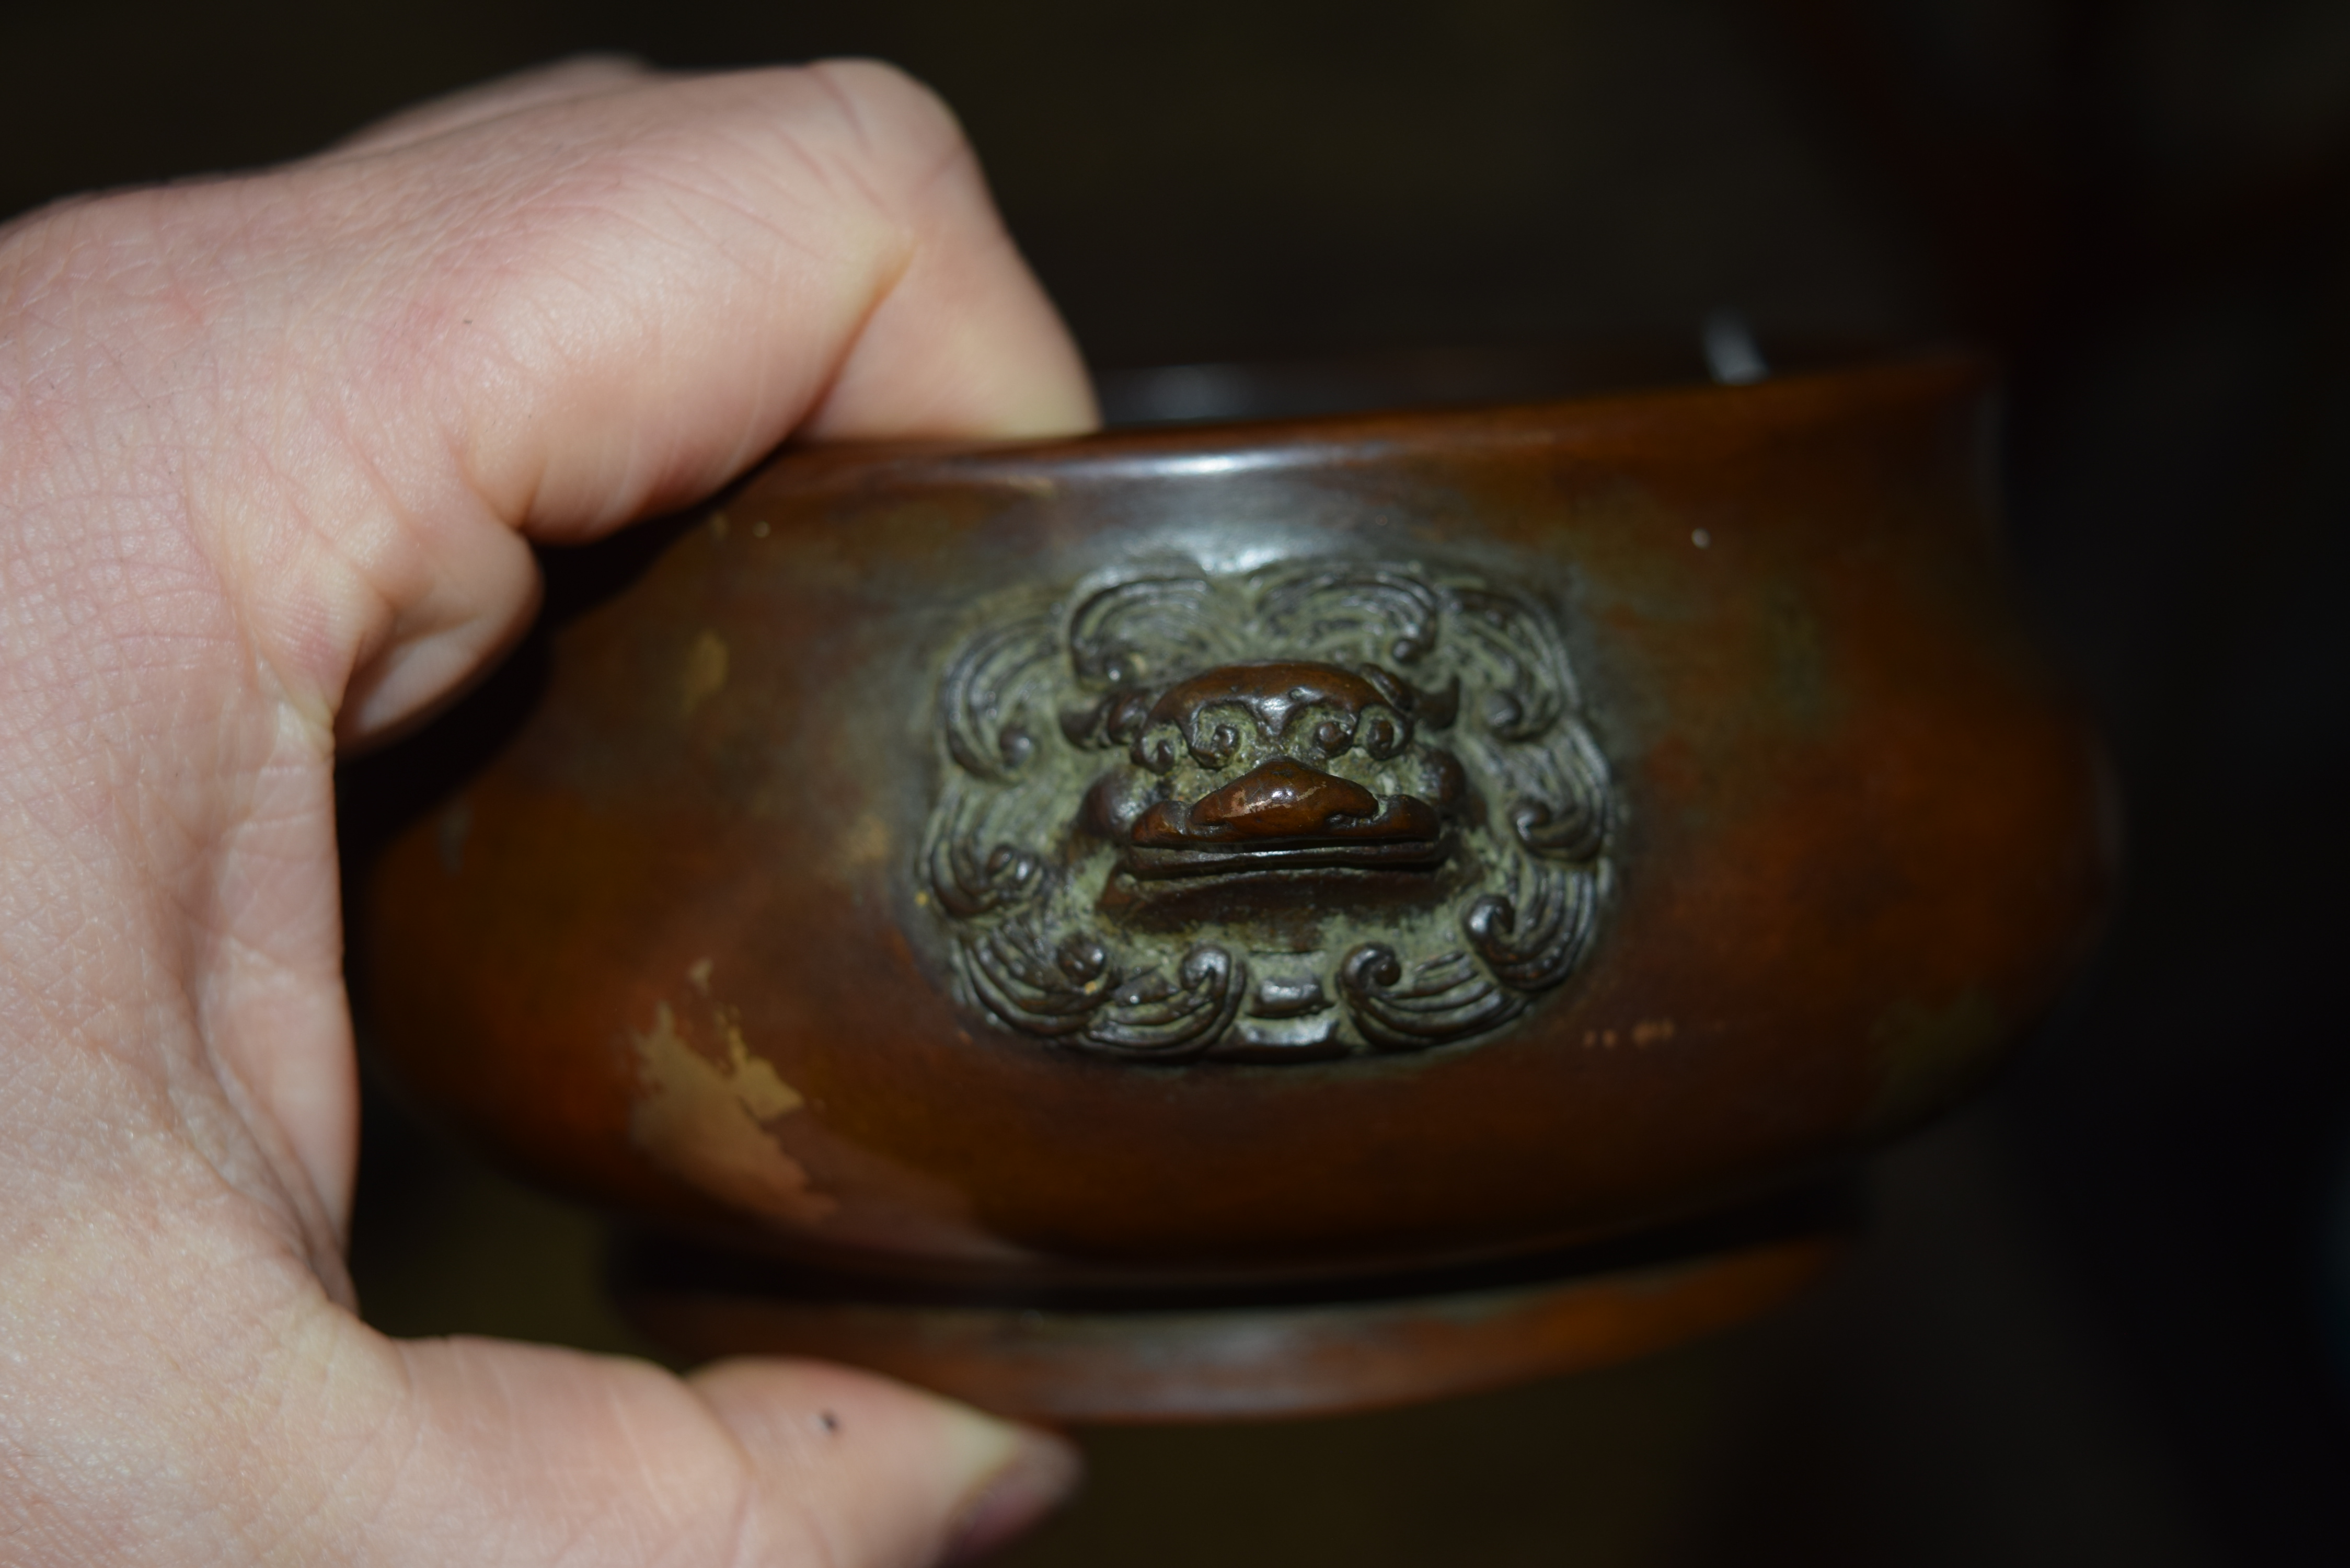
(919, 558, 1616, 1063)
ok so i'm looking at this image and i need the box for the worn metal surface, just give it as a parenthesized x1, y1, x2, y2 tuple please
(625, 1236, 1839, 1422)
(358, 355, 2112, 1411)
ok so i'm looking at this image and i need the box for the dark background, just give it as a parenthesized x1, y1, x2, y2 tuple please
(10, 2, 2349, 1562)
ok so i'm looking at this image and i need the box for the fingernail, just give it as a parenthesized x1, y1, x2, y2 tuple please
(942, 1427, 1082, 1564)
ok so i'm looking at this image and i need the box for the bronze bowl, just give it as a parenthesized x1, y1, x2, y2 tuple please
(352, 355, 2113, 1420)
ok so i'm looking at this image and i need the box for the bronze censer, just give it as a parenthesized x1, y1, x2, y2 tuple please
(355, 355, 2112, 1420)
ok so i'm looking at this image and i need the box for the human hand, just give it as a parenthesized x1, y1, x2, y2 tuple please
(0, 56, 1090, 1565)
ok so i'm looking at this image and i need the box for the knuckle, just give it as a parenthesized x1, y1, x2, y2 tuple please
(0, 183, 252, 454)
(787, 58, 980, 206)
(806, 56, 966, 145)
(3, 189, 164, 309)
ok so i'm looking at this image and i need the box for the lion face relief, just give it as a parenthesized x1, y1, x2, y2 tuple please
(919, 558, 1615, 1063)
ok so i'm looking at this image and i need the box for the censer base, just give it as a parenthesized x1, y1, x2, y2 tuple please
(614, 1225, 1841, 1424)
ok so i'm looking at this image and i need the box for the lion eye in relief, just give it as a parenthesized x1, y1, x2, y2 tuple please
(1133, 730, 1180, 774)
(1191, 720, 1244, 769)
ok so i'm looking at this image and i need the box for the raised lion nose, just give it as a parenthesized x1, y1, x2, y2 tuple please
(1188, 756, 1380, 840)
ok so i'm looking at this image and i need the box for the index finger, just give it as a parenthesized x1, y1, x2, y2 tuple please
(19, 60, 1095, 740)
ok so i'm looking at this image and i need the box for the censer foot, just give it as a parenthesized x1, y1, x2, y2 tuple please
(613, 1213, 1843, 1423)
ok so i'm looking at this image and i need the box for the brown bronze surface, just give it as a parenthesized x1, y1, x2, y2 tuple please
(624, 1235, 1839, 1423)
(355, 355, 2114, 1416)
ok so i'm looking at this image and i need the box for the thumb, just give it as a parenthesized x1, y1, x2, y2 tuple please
(319, 1331, 1077, 1566)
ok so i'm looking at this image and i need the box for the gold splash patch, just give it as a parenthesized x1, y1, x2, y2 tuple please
(837, 813, 892, 871)
(630, 997, 835, 1225)
(680, 630, 729, 718)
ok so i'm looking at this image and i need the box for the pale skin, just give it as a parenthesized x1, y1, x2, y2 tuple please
(0, 57, 1092, 1565)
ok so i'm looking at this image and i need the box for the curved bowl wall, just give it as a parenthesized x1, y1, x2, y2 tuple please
(358, 356, 2113, 1297)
